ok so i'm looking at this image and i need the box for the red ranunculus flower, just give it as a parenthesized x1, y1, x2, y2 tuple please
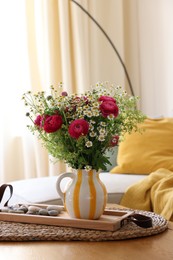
(34, 115, 42, 127)
(110, 135, 119, 147)
(68, 119, 89, 139)
(43, 115, 63, 133)
(100, 100, 119, 117)
(98, 96, 116, 103)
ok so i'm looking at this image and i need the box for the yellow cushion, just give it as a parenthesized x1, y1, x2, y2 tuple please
(110, 118, 173, 174)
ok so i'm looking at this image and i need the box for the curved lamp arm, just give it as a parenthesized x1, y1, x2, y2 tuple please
(70, 0, 134, 96)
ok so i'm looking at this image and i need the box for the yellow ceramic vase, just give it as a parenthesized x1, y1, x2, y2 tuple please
(56, 169, 107, 219)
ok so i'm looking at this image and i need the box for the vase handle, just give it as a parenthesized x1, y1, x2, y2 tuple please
(56, 172, 75, 204)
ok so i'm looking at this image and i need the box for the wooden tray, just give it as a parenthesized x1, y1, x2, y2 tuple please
(0, 204, 133, 231)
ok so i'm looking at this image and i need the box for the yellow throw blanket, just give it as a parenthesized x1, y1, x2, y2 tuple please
(120, 168, 173, 220)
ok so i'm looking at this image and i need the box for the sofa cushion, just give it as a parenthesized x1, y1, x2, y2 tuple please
(7, 173, 146, 206)
(111, 118, 173, 174)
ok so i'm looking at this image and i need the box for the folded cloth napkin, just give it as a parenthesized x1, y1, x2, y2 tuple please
(120, 168, 173, 220)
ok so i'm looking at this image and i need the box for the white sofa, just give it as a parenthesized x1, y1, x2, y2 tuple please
(2, 146, 146, 206)
(6, 172, 146, 206)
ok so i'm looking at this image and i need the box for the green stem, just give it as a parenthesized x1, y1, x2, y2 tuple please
(61, 110, 76, 151)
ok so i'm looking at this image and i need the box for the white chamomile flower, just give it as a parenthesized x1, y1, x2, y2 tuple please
(99, 128, 106, 135)
(84, 165, 92, 171)
(93, 111, 100, 117)
(89, 131, 96, 137)
(85, 111, 93, 118)
(98, 135, 105, 142)
(84, 104, 89, 109)
(83, 109, 87, 115)
(89, 125, 94, 131)
(107, 114, 114, 120)
(85, 141, 93, 147)
(93, 102, 99, 108)
(100, 121, 106, 127)
(77, 107, 83, 112)
(90, 120, 96, 124)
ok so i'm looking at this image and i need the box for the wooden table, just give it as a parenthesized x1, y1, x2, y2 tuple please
(0, 207, 173, 260)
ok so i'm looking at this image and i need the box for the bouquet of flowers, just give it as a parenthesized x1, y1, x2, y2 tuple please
(22, 82, 145, 171)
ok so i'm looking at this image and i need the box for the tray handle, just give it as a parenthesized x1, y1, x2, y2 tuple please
(0, 184, 13, 207)
(125, 213, 153, 228)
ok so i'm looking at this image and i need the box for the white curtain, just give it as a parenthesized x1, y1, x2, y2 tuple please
(0, 0, 125, 183)
(0, 0, 172, 183)
(138, 0, 173, 117)
(123, 0, 173, 117)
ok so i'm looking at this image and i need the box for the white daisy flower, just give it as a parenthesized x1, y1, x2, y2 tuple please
(85, 111, 93, 118)
(100, 121, 106, 127)
(89, 131, 96, 137)
(93, 102, 99, 108)
(89, 125, 94, 131)
(98, 135, 105, 142)
(99, 128, 106, 135)
(107, 114, 114, 120)
(77, 107, 83, 112)
(93, 111, 100, 117)
(84, 165, 92, 171)
(85, 141, 93, 147)
(90, 120, 96, 124)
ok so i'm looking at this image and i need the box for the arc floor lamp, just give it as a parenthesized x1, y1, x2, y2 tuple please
(70, 0, 134, 96)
